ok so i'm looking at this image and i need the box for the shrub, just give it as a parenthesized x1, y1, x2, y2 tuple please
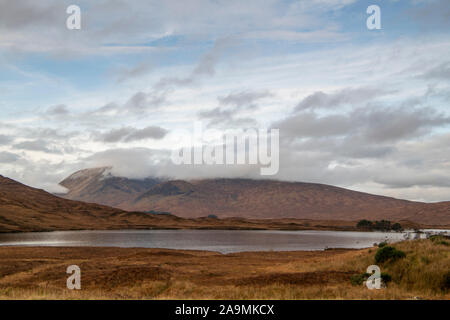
(207, 214, 218, 219)
(391, 223, 402, 231)
(381, 272, 392, 284)
(375, 246, 406, 263)
(441, 272, 450, 292)
(378, 241, 388, 248)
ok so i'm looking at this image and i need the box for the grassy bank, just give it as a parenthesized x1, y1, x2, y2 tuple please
(0, 237, 448, 300)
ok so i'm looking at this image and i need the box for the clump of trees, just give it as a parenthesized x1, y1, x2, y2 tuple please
(391, 223, 403, 231)
(356, 219, 402, 231)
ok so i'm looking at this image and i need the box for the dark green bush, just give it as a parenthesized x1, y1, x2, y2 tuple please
(378, 241, 388, 248)
(374, 220, 391, 231)
(441, 272, 450, 292)
(357, 219, 373, 229)
(375, 246, 406, 263)
(391, 223, 402, 231)
(381, 272, 392, 283)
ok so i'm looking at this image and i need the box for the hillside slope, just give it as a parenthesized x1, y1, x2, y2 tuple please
(0, 175, 189, 232)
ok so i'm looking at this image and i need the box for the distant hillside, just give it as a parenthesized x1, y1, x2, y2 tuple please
(129, 179, 449, 224)
(59, 169, 450, 225)
(0, 174, 122, 232)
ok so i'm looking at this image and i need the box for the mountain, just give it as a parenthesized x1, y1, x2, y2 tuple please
(59, 169, 450, 225)
(59, 167, 162, 207)
(1, 174, 375, 233)
(0, 174, 179, 232)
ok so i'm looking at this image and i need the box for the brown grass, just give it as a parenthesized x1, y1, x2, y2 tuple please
(0, 238, 448, 300)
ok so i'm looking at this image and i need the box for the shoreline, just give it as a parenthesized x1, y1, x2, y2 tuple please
(1, 215, 448, 234)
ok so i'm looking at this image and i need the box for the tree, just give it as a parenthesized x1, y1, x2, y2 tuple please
(374, 220, 391, 231)
(357, 219, 373, 229)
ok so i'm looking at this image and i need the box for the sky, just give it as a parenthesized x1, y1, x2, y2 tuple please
(0, 0, 449, 202)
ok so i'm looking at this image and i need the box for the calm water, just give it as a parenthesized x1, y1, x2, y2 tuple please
(0, 229, 420, 253)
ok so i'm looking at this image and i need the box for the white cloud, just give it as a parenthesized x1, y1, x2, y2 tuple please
(1, 2, 450, 202)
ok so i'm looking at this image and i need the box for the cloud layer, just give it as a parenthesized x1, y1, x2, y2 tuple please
(1, 0, 449, 202)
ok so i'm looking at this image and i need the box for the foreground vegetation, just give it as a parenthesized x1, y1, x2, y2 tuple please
(0, 237, 448, 300)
